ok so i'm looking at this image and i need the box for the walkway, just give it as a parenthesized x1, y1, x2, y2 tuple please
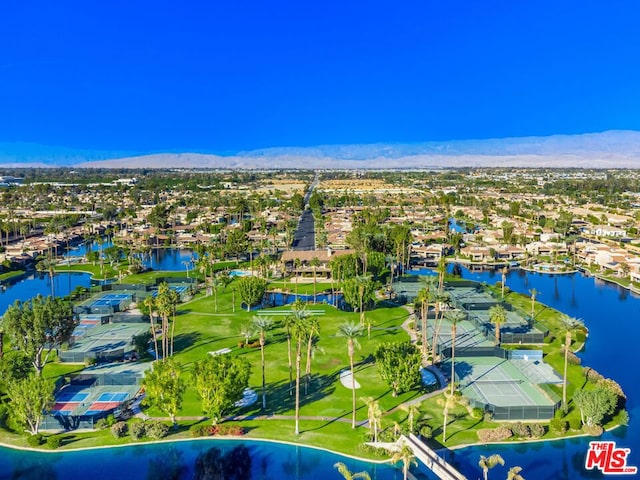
(403, 434, 467, 480)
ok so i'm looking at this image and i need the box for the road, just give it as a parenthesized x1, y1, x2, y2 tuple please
(292, 172, 319, 251)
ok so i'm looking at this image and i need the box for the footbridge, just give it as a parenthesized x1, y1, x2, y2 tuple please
(402, 434, 467, 480)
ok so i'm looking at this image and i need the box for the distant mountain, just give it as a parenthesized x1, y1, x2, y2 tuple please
(3, 131, 640, 169)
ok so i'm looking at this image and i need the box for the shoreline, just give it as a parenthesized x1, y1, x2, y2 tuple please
(0, 434, 393, 465)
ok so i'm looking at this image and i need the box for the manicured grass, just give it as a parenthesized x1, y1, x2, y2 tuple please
(54, 263, 120, 280)
(0, 270, 25, 283)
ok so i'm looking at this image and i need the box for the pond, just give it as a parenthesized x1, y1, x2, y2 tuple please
(0, 439, 435, 479)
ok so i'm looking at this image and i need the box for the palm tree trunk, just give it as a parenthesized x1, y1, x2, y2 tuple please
(349, 342, 356, 428)
(450, 325, 456, 396)
(295, 339, 302, 435)
(287, 332, 293, 396)
(261, 336, 266, 410)
(562, 330, 570, 412)
(421, 300, 427, 358)
(305, 334, 313, 396)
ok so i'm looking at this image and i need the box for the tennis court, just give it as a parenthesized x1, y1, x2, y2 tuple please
(453, 356, 555, 410)
(150, 284, 190, 297)
(60, 323, 148, 363)
(446, 286, 499, 310)
(87, 293, 132, 308)
(50, 384, 140, 417)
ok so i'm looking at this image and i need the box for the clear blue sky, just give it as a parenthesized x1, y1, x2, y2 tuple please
(1, 0, 639, 154)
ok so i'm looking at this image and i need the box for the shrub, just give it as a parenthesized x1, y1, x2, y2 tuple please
(110, 421, 128, 438)
(95, 418, 108, 430)
(105, 414, 117, 427)
(46, 436, 62, 449)
(617, 409, 630, 426)
(477, 427, 512, 443)
(584, 367, 604, 384)
(549, 418, 567, 434)
(567, 350, 581, 365)
(146, 421, 169, 439)
(189, 423, 245, 437)
(130, 421, 146, 440)
(0, 404, 7, 428)
(569, 418, 582, 431)
(472, 407, 484, 419)
(357, 444, 388, 457)
(419, 425, 433, 439)
(483, 411, 494, 422)
(530, 423, 545, 438)
(511, 422, 531, 438)
(583, 424, 604, 436)
(27, 434, 44, 447)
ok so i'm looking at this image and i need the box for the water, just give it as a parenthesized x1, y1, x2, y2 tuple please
(438, 265, 640, 479)
(65, 243, 196, 272)
(0, 439, 432, 479)
(0, 272, 92, 315)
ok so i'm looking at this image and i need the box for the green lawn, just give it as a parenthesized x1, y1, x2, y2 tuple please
(0, 270, 25, 283)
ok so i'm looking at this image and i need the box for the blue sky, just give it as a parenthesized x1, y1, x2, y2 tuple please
(1, 0, 639, 154)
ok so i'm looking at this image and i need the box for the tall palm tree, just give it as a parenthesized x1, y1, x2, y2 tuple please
(507, 466, 526, 480)
(478, 454, 505, 480)
(430, 292, 450, 362)
(304, 316, 320, 395)
(501, 266, 508, 298)
(310, 256, 321, 303)
(442, 391, 457, 443)
(362, 396, 382, 442)
(293, 317, 307, 435)
(390, 443, 417, 480)
(436, 256, 447, 293)
(252, 315, 274, 410)
(210, 276, 223, 312)
(400, 402, 420, 435)
(560, 315, 582, 412)
(418, 276, 437, 360)
(284, 303, 309, 396)
(337, 321, 364, 428)
(333, 462, 371, 480)
(488, 304, 507, 345)
(445, 310, 466, 396)
(143, 296, 159, 361)
(293, 258, 302, 299)
(528, 288, 539, 319)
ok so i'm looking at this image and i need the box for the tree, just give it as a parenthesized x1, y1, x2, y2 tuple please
(337, 322, 365, 428)
(293, 315, 307, 435)
(442, 390, 457, 443)
(310, 256, 321, 303)
(528, 288, 538, 319)
(478, 454, 505, 480)
(342, 275, 376, 325)
(252, 315, 274, 410)
(417, 276, 437, 360)
(304, 316, 321, 395)
(3, 296, 75, 375)
(334, 462, 371, 480)
(501, 266, 508, 298)
(36, 256, 56, 298)
(143, 295, 160, 361)
(142, 358, 185, 424)
(573, 386, 617, 427)
(390, 443, 417, 480)
(560, 315, 582, 412)
(6, 374, 54, 435)
(362, 396, 382, 442)
(236, 276, 268, 311)
(374, 342, 421, 397)
(191, 354, 251, 424)
(507, 466, 526, 480)
(436, 256, 447, 293)
(284, 302, 309, 396)
(445, 310, 466, 396)
(400, 402, 420, 435)
(488, 304, 507, 345)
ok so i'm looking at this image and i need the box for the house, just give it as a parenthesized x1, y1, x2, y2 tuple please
(588, 225, 627, 238)
(280, 248, 355, 278)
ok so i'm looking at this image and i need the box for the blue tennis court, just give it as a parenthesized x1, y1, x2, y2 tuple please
(97, 392, 129, 402)
(56, 392, 89, 402)
(151, 285, 189, 297)
(88, 294, 132, 308)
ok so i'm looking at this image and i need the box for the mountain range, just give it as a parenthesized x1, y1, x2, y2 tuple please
(2, 130, 640, 169)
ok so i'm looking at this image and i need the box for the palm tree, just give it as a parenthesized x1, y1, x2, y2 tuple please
(252, 315, 274, 410)
(337, 321, 365, 428)
(400, 402, 420, 435)
(442, 390, 457, 443)
(478, 454, 505, 480)
(507, 466, 526, 480)
(528, 288, 538, 319)
(445, 310, 466, 396)
(36, 255, 57, 298)
(310, 256, 321, 303)
(560, 315, 582, 412)
(418, 276, 437, 360)
(210, 276, 223, 312)
(501, 266, 508, 298)
(293, 317, 307, 435)
(390, 443, 417, 480)
(430, 292, 450, 362)
(362, 396, 382, 442)
(144, 296, 159, 361)
(333, 462, 371, 480)
(488, 304, 507, 345)
(293, 258, 302, 299)
(284, 303, 309, 396)
(436, 256, 447, 293)
(304, 316, 320, 395)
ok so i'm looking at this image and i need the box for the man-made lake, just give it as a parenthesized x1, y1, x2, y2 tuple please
(1, 263, 638, 479)
(0, 439, 432, 479)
